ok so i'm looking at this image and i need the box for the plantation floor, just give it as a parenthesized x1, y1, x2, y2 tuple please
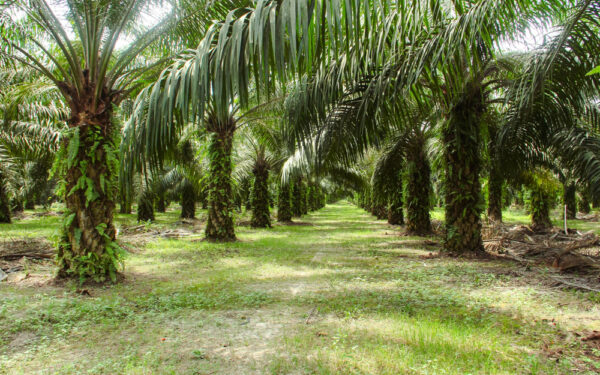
(1, 202, 600, 374)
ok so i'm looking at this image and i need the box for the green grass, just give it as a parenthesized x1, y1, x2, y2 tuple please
(0, 203, 599, 374)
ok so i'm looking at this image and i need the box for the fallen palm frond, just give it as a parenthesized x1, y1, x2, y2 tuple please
(0, 238, 54, 261)
(484, 224, 600, 276)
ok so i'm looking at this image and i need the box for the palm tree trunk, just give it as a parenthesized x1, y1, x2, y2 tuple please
(156, 192, 166, 213)
(205, 128, 236, 241)
(487, 165, 503, 223)
(313, 184, 322, 211)
(320, 188, 327, 208)
(371, 181, 388, 220)
(580, 189, 591, 214)
(306, 184, 314, 212)
(291, 179, 301, 217)
(387, 171, 404, 226)
(180, 181, 196, 219)
(120, 200, 132, 214)
(530, 187, 552, 232)
(119, 182, 132, 214)
(27, 160, 50, 209)
(363, 190, 372, 211)
(372, 204, 387, 220)
(245, 188, 252, 212)
(200, 187, 208, 210)
(250, 162, 271, 228)
(277, 183, 292, 222)
(137, 189, 155, 222)
(11, 198, 23, 213)
(443, 99, 484, 255)
(300, 180, 308, 215)
(57, 123, 120, 281)
(406, 153, 432, 235)
(0, 169, 11, 223)
(487, 125, 502, 223)
(364, 189, 373, 212)
(563, 182, 577, 220)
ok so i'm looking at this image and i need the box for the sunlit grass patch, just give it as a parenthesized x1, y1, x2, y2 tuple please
(271, 311, 565, 375)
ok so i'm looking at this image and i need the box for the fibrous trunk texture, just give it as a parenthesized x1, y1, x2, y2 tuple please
(156, 192, 166, 213)
(563, 182, 577, 220)
(120, 200, 132, 214)
(180, 181, 196, 219)
(406, 150, 432, 235)
(119, 183, 132, 214)
(205, 127, 236, 241)
(308, 183, 322, 211)
(387, 172, 404, 226)
(580, 190, 591, 214)
(137, 189, 155, 222)
(443, 92, 484, 255)
(250, 162, 271, 228)
(371, 182, 388, 220)
(314, 185, 322, 211)
(530, 187, 552, 232)
(292, 177, 304, 217)
(277, 183, 292, 222)
(360, 190, 372, 212)
(26, 159, 51, 209)
(374, 205, 387, 220)
(300, 180, 308, 215)
(487, 165, 503, 223)
(487, 126, 502, 223)
(58, 123, 119, 281)
(0, 169, 11, 223)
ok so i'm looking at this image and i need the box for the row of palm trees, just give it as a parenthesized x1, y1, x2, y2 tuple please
(1, 0, 599, 281)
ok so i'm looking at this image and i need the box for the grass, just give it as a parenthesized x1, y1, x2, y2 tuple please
(1, 202, 599, 374)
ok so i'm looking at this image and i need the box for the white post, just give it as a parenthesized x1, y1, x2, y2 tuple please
(564, 204, 568, 234)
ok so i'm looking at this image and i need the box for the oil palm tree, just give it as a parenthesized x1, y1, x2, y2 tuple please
(233, 102, 291, 227)
(1, 0, 187, 280)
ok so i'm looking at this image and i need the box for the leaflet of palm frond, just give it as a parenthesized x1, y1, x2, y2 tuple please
(499, 97, 571, 173)
(288, 55, 511, 179)
(152, 168, 185, 196)
(583, 102, 600, 132)
(324, 166, 368, 192)
(500, 93, 600, 198)
(285, 0, 569, 136)
(1, 77, 68, 122)
(511, 0, 600, 115)
(371, 137, 407, 190)
(136, 0, 425, 171)
(0, 120, 62, 160)
(548, 128, 600, 199)
(148, 0, 255, 56)
(280, 140, 315, 185)
(314, 95, 389, 169)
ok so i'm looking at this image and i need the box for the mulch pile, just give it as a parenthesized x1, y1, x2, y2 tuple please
(483, 224, 600, 291)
